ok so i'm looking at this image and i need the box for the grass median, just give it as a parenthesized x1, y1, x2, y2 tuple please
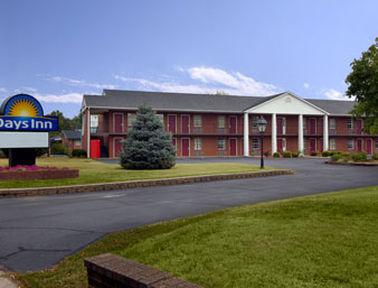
(0, 158, 270, 189)
(19, 186, 378, 288)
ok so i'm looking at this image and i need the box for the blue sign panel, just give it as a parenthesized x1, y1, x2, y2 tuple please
(0, 94, 59, 132)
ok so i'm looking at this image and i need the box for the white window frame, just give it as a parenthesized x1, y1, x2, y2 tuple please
(217, 138, 226, 150)
(329, 118, 336, 130)
(329, 138, 336, 151)
(193, 115, 202, 128)
(218, 115, 225, 129)
(90, 114, 99, 128)
(375, 138, 378, 151)
(347, 138, 354, 150)
(347, 118, 353, 130)
(194, 138, 202, 151)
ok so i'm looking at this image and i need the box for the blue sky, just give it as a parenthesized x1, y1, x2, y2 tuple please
(1, 0, 377, 117)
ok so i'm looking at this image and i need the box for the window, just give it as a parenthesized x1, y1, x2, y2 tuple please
(347, 118, 353, 129)
(90, 115, 99, 133)
(347, 138, 354, 150)
(375, 138, 378, 150)
(74, 140, 81, 147)
(330, 138, 336, 150)
(128, 113, 136, 128)
(217, 138, 226, 150)
(218, 115, 225, 129)
(329, 118, 336, 130)
(156, 114, 164, 126)
(252, 115, 259, 129)
(193, 115, 202, 128)
(252, 138, 260, 150)
(194, 138, 202, 151)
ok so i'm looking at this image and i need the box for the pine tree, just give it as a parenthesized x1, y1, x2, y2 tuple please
(120, 105, 176, 169)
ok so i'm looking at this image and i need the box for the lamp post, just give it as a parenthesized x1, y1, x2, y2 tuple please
(256, 116, 267, 169)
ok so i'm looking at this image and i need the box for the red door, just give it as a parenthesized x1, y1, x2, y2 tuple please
(277, 138, 283, 153)
(181, 115, 190, 134)
(90, 139, 101, 159)
(357, 139, 362, 152)
(309, 119, 316, 135)
(114, 113, 124, 133)
(114, 138, 123, 157)
(277, 118, 283, 135)
(229, 138, 237, 156)
(168, 115, 176, 133)
(366, 139, 372, 154)
(309, 138, 316, 153)
(356, 120, 362, 135)
(181, 138, 190, 157)
(229, 116, 237, 134)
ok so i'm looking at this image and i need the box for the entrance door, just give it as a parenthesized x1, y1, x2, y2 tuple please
(356, 139, 363, 152)
(168, 115, 176, 134)
(229, 116, 237, 134)
(366, 139, 372, 154)
(356, 120, 363, 135)
(277, 138, 283, 153)
(114, 113, 124, 133)
(229, 138, 237, 156)
(114, 138, 123, 158)
(181, 115, 190, 134)
(277, 117, 286, 135)
(309, 118, 316, 135)
(309, 138, 316, 153)
(181, 138, 190, 157)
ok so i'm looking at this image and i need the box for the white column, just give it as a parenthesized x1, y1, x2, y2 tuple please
(298, 114, 304, 155)
(323, 114, 329, 151)
(271, 113, 277, 154)
(243, 112, 250, 157)
(87, 107, 91, 159)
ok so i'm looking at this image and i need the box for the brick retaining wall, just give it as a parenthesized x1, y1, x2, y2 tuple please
(84, 253, 201, 288)
(0, 169, 293, 198)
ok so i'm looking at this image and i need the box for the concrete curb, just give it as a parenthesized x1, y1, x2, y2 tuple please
(325, 161, 378, 166)
(0, 169, 293, 198)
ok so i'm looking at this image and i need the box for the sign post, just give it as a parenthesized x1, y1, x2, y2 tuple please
(0, 94, 59, 166)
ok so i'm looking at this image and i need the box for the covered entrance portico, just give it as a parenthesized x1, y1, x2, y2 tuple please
(243, 92, 329, 156)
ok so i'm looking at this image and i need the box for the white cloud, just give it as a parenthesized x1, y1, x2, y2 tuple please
(323, 89, 352, 101)
(48, 76, 117, 90)
(303, 83, 310, 89)
(34, 92, 83, 103)
(0, 87, 7, 93)
(115, 67, 279, 96)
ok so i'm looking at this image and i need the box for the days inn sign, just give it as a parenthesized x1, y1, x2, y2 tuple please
(0, 94, 59, 132)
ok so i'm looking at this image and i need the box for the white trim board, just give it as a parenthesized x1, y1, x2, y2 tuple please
(244, 92, 328, 115)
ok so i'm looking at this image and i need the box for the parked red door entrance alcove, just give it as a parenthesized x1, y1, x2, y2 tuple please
(229, 138, 237, 156)
(114, 113, 124, 133)
(366, 139, 372, 154)
(181, 115, 190, 134)
(114, 138, 123, 158)
(229, 116, 237, 134)
(356, 139, 363, 152)
(90, 139, 101, 159)
(181, 138, 190, 157)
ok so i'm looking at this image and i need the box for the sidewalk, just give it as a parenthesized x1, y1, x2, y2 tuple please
(0, 271, 18, 288)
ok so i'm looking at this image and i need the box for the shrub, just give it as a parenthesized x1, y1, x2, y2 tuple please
(120, 105, 176, 169)
(50, 143, 68, 155)
(331, 153, 342, 162)
(263, 151, 271, 157)
(372, 152, 378, 160)
(71, 149, 87, 158)
(351, 152, 368, 162)
(282, 151, 292, 158)
(292, 151, 300, 158)
(273, 152, 280, 158)
(322, 151, 333, 157)
(310, 152, 318, 156)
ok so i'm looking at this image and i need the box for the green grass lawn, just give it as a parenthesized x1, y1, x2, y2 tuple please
(18, 186, 378, 288)
(0, 158, 268, 189)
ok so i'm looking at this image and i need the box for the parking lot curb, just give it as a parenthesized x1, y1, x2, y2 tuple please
(0, 169, 293, 198)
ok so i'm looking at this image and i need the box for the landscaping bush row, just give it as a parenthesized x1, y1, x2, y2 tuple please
(329, 151, 378, 163)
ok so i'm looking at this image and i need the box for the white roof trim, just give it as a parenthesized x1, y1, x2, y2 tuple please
(244, 92, 329, 115)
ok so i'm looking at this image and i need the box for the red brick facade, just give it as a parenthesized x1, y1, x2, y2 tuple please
(82, 109, 378, 158)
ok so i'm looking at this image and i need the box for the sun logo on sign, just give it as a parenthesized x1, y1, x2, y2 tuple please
(2, 94, 44, 117)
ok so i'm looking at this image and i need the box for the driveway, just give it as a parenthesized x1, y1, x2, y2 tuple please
(0, 158, 377, 272)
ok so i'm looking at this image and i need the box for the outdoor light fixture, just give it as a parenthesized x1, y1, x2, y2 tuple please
(256, 116, 267, 169)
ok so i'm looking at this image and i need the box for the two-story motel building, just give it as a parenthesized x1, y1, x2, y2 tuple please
(81, 90, 378, 158)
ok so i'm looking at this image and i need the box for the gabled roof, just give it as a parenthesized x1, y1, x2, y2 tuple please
(82, 89, 356, 115)
(61, 130, 82, 140)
